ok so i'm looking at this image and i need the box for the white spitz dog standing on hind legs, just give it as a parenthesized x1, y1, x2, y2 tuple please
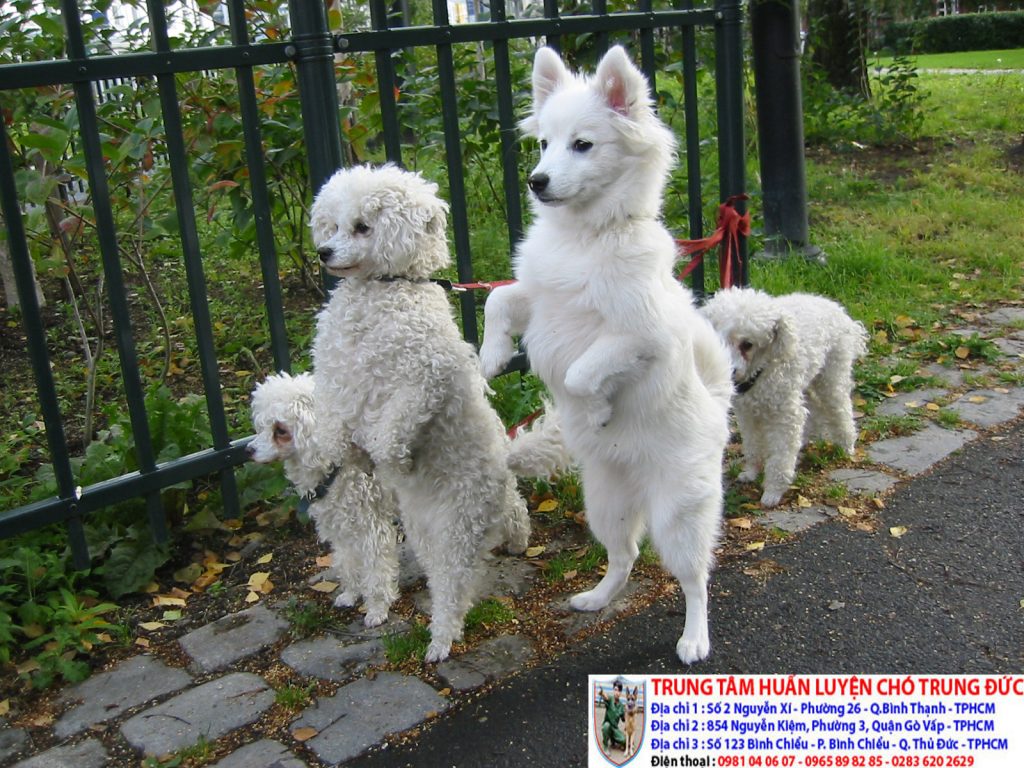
(479, 46, 733, 663)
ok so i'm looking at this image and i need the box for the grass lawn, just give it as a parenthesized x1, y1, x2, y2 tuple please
(873, 48, 1024, 70)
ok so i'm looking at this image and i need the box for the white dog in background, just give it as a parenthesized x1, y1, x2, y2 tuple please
(478, 46, 733, 664)
(700, 287, 868, 507)
(310, 164, 534, 662)
(248, 372, 400, 627)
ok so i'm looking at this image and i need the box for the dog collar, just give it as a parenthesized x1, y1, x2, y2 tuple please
(297, 464, 340, 516)
(735, 367, 763, 395)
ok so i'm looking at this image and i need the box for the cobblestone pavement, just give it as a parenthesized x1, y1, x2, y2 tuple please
(3, 306, 1023, 768)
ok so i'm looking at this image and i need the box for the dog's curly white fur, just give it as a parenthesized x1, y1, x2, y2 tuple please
(248, 372, 400, 626)
(310, 164, 532, 662)
(478, 46, 733, 664)
(700, 288, 869, 507)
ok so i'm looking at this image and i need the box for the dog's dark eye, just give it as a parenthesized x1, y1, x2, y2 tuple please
(738, 340, 753, 354)
(353, 221, 370, 235)
(539, 139, 548, 151)
(573, 139, 593, 152)
(273, 424, 291, 441)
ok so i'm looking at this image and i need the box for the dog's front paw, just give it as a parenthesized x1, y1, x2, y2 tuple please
(676, 633, 711, 665)
(570, 589, 611, 612)
(334, 589, 360, 609)
(424, 638, 452, 664)
(362, 605, 390, 628)
(479, 336, 514, 379)
(759, 487, 785, 508)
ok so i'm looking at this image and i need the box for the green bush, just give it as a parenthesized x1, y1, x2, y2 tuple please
(884, 11, 1024, 54)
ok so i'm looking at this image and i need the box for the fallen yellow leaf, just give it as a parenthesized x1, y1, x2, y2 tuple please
(0, 699, 8, 716)
(257, 553, 274, 565)
(954, 346, 971, 359)
(745, 541, 765, 552)
(151, 595, 187, 608)
(248, 571, 271, 589)
(439, 688, 452, 697)
(524, 545, 546, 558)
(872, 498, 886, 509)
(293, 726, 318, 742)
(162, 610, 182, 622)
(894, 315, 915, 328)
(925, 402, 941, 411)
(889, 375, 906, 385)
(16, 659, 40, 675)
(728, 517, 753, 529)
(889, 525, 908, 538)
(537, 499, 559, 513)
(139, 621, 167, 631)
(135, 637, 150, 648)
(311, 581, 338, 593)
(967, 395, 988, 404)
(837, 506, 857, 518)
(316, 555, 334, 568)
(245, 591, 261, 603)
(563, 569, 578, 581)
(796, 495, 812, 508)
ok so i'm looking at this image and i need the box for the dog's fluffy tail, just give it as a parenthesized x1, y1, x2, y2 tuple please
(506, 407, 573, 478)
(693, 318, 735, 410)
(851, 320, 870, 360)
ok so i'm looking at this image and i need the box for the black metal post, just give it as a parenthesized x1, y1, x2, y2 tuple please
(714, 0, 749, 287)
(750, 0, 823, 261)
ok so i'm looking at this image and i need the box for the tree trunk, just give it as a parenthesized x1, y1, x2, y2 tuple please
(807, 0, 869, 96)
(0, 231, 46, 310)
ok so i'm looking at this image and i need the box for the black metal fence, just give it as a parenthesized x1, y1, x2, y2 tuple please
(0, 0, 747, 569)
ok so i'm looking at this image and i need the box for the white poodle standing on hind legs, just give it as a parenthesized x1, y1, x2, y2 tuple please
(479, 45, 733, 664)
(309, 164, 535, 663)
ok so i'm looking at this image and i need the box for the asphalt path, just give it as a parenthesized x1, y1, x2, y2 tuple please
(349, 419, 1024, 768)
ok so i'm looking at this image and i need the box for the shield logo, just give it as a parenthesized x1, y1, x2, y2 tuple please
(593, 676, 646, 765)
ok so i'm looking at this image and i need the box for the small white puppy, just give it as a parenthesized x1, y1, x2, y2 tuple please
(310, 164, 532, 662)
(249, 372, 400, 626)
(701, 288, 868, 507)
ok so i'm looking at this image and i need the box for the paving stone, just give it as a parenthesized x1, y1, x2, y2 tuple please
(54, 655, 193, 738)
(178, 603, 288, 673)
(982, 307, 1024, 326)
(949, 327, 986, 339)
(476, 554, 537, 598)
(208, 739, 307, 768)
(867, 423, 977, 475)
(558, 580, 644, 637)
(281, 635, 387, 680)
(120, 672, 275, 757)
(10, 739, 108, 768)
(828, 468, 900, 495)
(945, 388, 1024, 428)
(919, 363, 967, 389)
(1, 720, 29, 762)
(761, 506, 831, 533)
(992, 337, 1024, 359)
(436, 634, 534, 692)
(874, 388, 949, 417)
(293, 672, 448, 765)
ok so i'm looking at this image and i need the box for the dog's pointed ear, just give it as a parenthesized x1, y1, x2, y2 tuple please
(594, 45, 646, 118)
(771, 311, 798, 360)
(532, 46, 569, 111)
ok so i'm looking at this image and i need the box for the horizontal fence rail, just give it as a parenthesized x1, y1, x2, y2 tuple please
(0, 0, 746, 568)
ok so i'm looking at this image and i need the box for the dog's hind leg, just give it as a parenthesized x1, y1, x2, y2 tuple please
(650, 479, 722, 664)
(809, 356, 858, 454)
(500, 477, 531, 555)
(570, 462, 644, 612)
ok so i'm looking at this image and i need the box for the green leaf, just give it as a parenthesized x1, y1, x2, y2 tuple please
(103, 533, 170, 599)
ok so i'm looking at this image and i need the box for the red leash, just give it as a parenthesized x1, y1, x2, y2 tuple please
(445, 195, 750, 293)
(674, 194, 750, 289)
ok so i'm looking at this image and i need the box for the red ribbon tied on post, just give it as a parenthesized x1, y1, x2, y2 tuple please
(674, 194, 751, 289)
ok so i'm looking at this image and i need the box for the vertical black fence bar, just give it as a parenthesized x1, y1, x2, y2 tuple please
(0, 117, 89, 568)
(146, 0, 240, 518)
(368, 0, 404, 165)
(490, 0, 524, 251)
(592, 0, 609, 59)
(288, 0, 345, 196)
(227, 0, 290, 374)
(431, 0, 479, 346)
(542, 0, 561, 53)
(63, 0, 169, 551)
(713, 0, 748, 287)
(679, 0, 706, 298)
(637, 0, 657, 90)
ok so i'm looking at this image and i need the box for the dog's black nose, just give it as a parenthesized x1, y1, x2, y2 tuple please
(528, 173, 549, 194)
(245, 442, 256, 459)
(317, 247, 333, 263)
